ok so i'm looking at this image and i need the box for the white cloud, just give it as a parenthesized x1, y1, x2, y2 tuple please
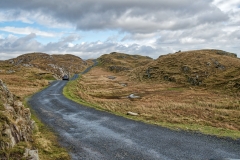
(212, 0, 240, 26)
(0, 27, 55, 37)
(0, 10, 33, 24)
(68, 43, 75, 48)
(180, 37, 205, 44)
(0, 0, 239, 60)
(0, 52, 22, 60)
(213, 0, 240, 13)
(0, 0, 229, 33)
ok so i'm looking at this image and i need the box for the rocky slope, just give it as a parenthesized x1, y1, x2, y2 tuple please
(130, 49, 240, 91)
(0, 79, 37, 159)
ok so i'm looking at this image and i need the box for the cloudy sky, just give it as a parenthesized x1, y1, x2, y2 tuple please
(0, 0, 240, 60)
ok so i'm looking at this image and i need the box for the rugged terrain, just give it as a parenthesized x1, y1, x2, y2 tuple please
(0, 79, 36, 159)
(65, 49, 240, 138)
(6, 52, 88, 79)
(0, 52, 89, 159)
(130, 49, 239, 91)
(0, 52, 89, 98)
(1, 49, 240, 159)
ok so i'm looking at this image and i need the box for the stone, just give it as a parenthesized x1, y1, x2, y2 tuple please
(127, 111, 138, 116)
(24, 148, 39, 160)
(146, 68, 152, 78)
(107, 76, 116, 80)
(128, 94, 140, 99)
(163, 75, 176, 82)
(182, 65, 190, 73)
(187, 76, 202, 86)
(119, 83, 127, 87)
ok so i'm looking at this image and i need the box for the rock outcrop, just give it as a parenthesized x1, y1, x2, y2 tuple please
(0, 79, 37, 159)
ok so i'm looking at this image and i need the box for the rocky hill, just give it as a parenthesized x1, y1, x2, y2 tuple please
(129, 49, 240, 91)
(6, 52, 88, 79)
(0, 53, 91, 99)
(98, 52, 153, 73)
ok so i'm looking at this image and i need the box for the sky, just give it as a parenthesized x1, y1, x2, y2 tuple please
(0, 0, 240, 60)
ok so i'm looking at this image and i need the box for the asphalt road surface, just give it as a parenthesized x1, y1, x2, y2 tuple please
(28, 67, 240, 160)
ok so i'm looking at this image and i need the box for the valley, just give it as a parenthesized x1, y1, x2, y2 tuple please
(1, 49, 240, 159)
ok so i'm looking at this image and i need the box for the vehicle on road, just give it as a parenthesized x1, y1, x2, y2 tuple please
(62, 74, 69, 80)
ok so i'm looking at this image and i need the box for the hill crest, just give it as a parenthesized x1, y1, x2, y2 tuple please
(129, 49, 239, 91)
(6, 52, 88, 79)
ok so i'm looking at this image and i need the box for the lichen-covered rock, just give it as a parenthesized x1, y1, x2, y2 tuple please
(0, 79, 37, 158)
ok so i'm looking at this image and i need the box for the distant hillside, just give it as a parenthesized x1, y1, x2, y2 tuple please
(98, 52, 153, 73)
(130, 49, 240, 91)
(0, 52, 90, 98)
(6, 52, 88, 79)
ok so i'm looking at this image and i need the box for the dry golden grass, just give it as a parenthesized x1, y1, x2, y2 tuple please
(0, 63, 50, 99)
(68, 66, 240, 137)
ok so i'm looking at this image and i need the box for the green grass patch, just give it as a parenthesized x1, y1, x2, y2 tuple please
(150, 121, 240, 139)
(103, 110, 240, 139)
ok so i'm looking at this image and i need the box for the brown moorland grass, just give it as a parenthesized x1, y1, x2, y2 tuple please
(64, 66, 240, 139)
(0, 63, 50, 99)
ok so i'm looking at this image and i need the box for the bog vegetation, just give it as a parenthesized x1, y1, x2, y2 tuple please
(64, 49, 240, 139)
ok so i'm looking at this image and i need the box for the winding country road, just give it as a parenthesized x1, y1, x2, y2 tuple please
(28, 66, 240, 160)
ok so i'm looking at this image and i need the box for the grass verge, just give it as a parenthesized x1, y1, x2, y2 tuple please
(24, 98, 70, 160)
(63, 78, 107, 112)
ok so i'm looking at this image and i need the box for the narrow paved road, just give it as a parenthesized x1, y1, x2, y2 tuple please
(28, 68, 240, 160)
